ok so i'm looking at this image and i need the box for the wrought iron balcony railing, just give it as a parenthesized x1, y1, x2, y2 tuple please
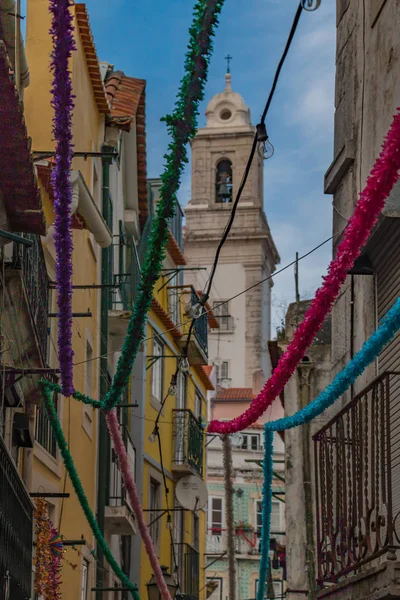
(6, 233, 49, 362)
(175, 543, 200, 600)
(172, 409, 204, 477)
(0, 433, 33, 600)
(108, 426, 136, 509)
(313, 371, 400, 586)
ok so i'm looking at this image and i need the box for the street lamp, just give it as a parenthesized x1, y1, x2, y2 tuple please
(146, 566, 178, 600)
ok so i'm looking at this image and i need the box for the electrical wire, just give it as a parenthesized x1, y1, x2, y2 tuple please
(202, 1, 305, 302)
(72, 229, 337, 369)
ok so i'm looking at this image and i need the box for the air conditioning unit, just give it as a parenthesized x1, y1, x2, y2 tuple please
(5, 381, 24, 408)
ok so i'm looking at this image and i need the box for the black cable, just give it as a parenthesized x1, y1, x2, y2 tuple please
(202, 1, 304, 301)
(260, 2, 303, 124)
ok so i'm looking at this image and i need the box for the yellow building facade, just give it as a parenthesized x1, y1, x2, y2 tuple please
(25, 1, 110, 596)
(140, 183, 216, 600)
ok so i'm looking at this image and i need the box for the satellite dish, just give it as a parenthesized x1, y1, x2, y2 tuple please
(220, 378, 231, 389)
(213, 357, 223, 367)
(230, 433, 244, 448)
(175, 475, 208, 511)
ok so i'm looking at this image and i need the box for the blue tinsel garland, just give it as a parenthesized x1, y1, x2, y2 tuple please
(257, 295, 400, 599)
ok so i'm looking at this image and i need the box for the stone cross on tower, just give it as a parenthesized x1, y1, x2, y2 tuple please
(225, 54, 233, 74)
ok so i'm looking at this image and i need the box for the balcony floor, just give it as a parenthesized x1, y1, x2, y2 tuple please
(317, 559, 400, 600)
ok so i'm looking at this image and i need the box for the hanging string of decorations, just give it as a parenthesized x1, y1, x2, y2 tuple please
(256, 291, 400, 600)
(208, 106, 400, 435)
(33, 498, 53, 599)
(39, 380, 141, 600)
(49, 525, 64, 600)
(222, 435, 237, 600)
(49, 0, 76, 397)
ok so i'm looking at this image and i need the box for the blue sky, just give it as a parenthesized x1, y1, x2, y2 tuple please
(24, 0, 336, 331)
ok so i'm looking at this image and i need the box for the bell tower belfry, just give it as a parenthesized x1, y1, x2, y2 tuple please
(184, 72, 279, 389)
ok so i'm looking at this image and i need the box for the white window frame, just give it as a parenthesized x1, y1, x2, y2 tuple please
(151, 338, 164, 403)
(208, 496, 225, 533)
(177, 371, 187, 410)
(270, 500, 282, 533)
(194, 390, 203, 420)
(149, 478, 161, 547)
(80, 558, 89, 600)
(216, 361, 229, 384)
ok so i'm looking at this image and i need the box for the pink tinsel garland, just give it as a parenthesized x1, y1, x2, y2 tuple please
(106, 410, 172, 600)
(208, 107, 400, 434)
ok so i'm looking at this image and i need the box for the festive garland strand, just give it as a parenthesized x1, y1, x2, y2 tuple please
(49, 0, 76, 397)
(34, 498, 52, 598)
(49, 525, 64, 600)
(257, 294, 400, 598)
(44, 380, 103, 409)
(257, 430, 274, 600)
(102, 0, 225, 411)
(39, 380, 140, 600)
(208, 106, 400, 434)
(222, 435, 237, 600)
(106, 411, 172, 600)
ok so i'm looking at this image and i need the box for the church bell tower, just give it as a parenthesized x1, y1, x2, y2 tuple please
(184, 71, 279, 389)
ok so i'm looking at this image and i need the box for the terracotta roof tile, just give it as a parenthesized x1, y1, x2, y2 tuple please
(193, 364, 214, 391)
(196, 291, 220, 329)
(216, 388, 254, 400)
(105, 71, 145, 131)
(151, 298, 182, 340)
(75, 4, 109, 114)
(167, 229, 186, 266)
(104, 70, 148, 227)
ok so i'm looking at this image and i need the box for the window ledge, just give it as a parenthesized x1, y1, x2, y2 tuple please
(324, 139, 355, 195)
(34, 442, 62, 478)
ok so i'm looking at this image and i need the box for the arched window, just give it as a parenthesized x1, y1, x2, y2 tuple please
(215, 159, 233, 203)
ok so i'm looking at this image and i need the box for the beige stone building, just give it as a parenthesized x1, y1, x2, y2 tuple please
(184, 73, 279, 389)
(304, 2, 400, 599)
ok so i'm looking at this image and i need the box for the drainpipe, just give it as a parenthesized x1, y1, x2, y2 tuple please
(96, 146, 114, 599)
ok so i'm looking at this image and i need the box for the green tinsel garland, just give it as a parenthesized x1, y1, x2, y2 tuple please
(102, 0, 225, 411)
(44, 380, 103, 409)
(39, 380, 140, 600)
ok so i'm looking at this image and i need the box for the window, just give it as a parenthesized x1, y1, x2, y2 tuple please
(255, 500, 263, 534)
(215, 361, 229, 384)
(194, 391, 202, 420)
(215, 159, 233, 203)
(208, 497, 224, 533)
(255, 579, 282, 599)
(241, 434, 260, 451)
(168, 276, 179, 325)
(174, 503, 184, 578)
(83, 341, 94, 436)
(271, 501, 282, 533)
(80, 559, 89, 600)
(151, 339, 164, 403)
(35, 392, 58, 457)
(149, 479, 161, 545)
(212, 301, 233, 331)
(177, 371, 187, 410)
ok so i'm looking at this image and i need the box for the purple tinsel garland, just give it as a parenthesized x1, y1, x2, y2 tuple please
(49, 0, 76, 396)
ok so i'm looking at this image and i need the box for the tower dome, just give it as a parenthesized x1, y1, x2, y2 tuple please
(205, 73, 251, 129)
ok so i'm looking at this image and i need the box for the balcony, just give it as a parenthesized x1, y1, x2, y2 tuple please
(175, 544, 200, 600)
(314, 372, 400, 598)
(105, 427, 136, 536)
(108, 213, 151, 346)
(170, 286, 209, 365)
(0, 433, 33, 600)
(172, 410, 204, 477)
(4, 233, 49, 365)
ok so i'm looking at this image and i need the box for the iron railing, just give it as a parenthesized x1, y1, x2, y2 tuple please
(35, 391, 58, 457)
(313, 371, 400, 585)
(168, 200, 184, 251)
(191, 288, 208, 358)
(110, 211, 153, 311)
(0, 433, 33, 600)
(172, 409, 204, 476)
(6, 233, 49, 362)
(108, 426, 136, 509)
(175, 544, 200, 600)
